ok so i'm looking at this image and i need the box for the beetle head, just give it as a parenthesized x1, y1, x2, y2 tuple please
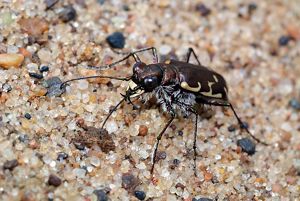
(132, 62, 163, 92)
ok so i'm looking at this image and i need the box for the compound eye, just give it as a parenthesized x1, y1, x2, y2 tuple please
(143, 76, 159, 91)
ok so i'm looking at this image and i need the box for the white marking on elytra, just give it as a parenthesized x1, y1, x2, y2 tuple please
(200, 81, 222, 98)
(213, 75, 218, 83)
(180, 81, 201, 92)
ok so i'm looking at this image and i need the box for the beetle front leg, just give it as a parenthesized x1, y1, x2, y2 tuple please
(151, 112, 175, 175)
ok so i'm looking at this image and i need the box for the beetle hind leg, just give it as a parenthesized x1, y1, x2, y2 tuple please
(193, 114, 198, 176)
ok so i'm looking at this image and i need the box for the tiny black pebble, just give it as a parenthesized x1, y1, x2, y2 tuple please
(74, 143, 85, 150)
(2, 83, 12, 92)
(106, 32, 126, 49)
(134, 191, 146, 200)
(3, 159, 19, 171)
(48, 174, 62, 187)
(178, 130, 184, 136)
(173, 158, 180, 166)
(59, 5, 77, 22)
(240, 121, 249, 129)
(278, 35, 290, 46)
(94, 189, 108, 201)
(29, 72, 43, 79)
(39, 65, 49, 73)
(196, 3, 211, 17)
(289, 98, 300, 110)
(227, 125, 236, 132)
(18, 134, 29, 143)
(24, 113, 32, 119)
(237, 138, 256, 155)
(57, 152, 69, 161)
(192, 198, 213, 201)
(248, 3, 257, 13)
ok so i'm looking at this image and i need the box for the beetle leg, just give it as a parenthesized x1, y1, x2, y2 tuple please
(86, 47, 158, 71)
(193, 114, 198, 176)
(199, 100, 268, 145)
(186, 48, 202, 66)
(151, 113, 175, 175)
(101, 97, 126, 129)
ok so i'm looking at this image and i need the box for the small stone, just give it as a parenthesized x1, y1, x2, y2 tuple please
(155, 151, 166, 162)
(94, 189, 108, 201)
(74, 143, 85, 150)
(48, 174, 62, 187)
(2, 83, 12, 92)
(228, 125, 236, 132)
(39, 65, 49, 73)
(59, 5, 77, 22)
(106, 32, 125, 49)
(43, 77, 65, 97)
(134, 190, 146, 200)
(289, 98, 300, 110)
(192, 198, 213, 201)
(44, 0, 59, 9)
(43, 77, 62, 88)
(237, 138, 256, 155)
(138, 125, 148, 136)
(240, 121, 249, 129)
(18, 134, 29, 143)
(196, 3, 211, 17)
(19, 17, 49, 37)
(3, 159, 19, 171)
(57, 152, 68, 161)
(248, 3, 257, 14)
(121, 173, 139, 193)
(24, 113, 32, 119)
(278, 35, 291, 46)
(29, 72, 43, 79)
(0, 53, 24, 69)
(178, 130, 183, 136)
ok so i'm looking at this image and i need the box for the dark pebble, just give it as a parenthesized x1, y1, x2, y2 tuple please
(44, 0, 59, 9)
(59, 5, 77, 22)
(106, 32, 126, 49)
(39, 65, 49, 73)
(237, 138, 256, 155)
(3, 159, 19, 171)
(94, 189, 108, 201)
(18, 134, 29, 143)
(156, 151, 167, 161)
(178, 130, 183, 136)
(192, 198, 213, 201)
(29, 72, 43, 79)
(248, 3, 257, 13)
(2, 83, 12, 92)
(48, 174, 62, 187)
(121, 173, 139, 192)
(240, 121, 249, 129)
(57, 152, 68, 161)
(74, 143, 85, 150)
(289, 98, 300, 110)
(196, 3, 211, 17)
(173, 158, 180, 166)
(278, 35, 290, 46)
(43, 77, 65, 97)
(97, 0, 105, 5)
(227, 125, 236, 132)
(24, 113, 32, 119)
(134, 190, 146, 200)
(43, 77, 62, 88)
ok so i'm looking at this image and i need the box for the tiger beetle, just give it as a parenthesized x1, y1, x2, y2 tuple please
(61, 47, 268, 175)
